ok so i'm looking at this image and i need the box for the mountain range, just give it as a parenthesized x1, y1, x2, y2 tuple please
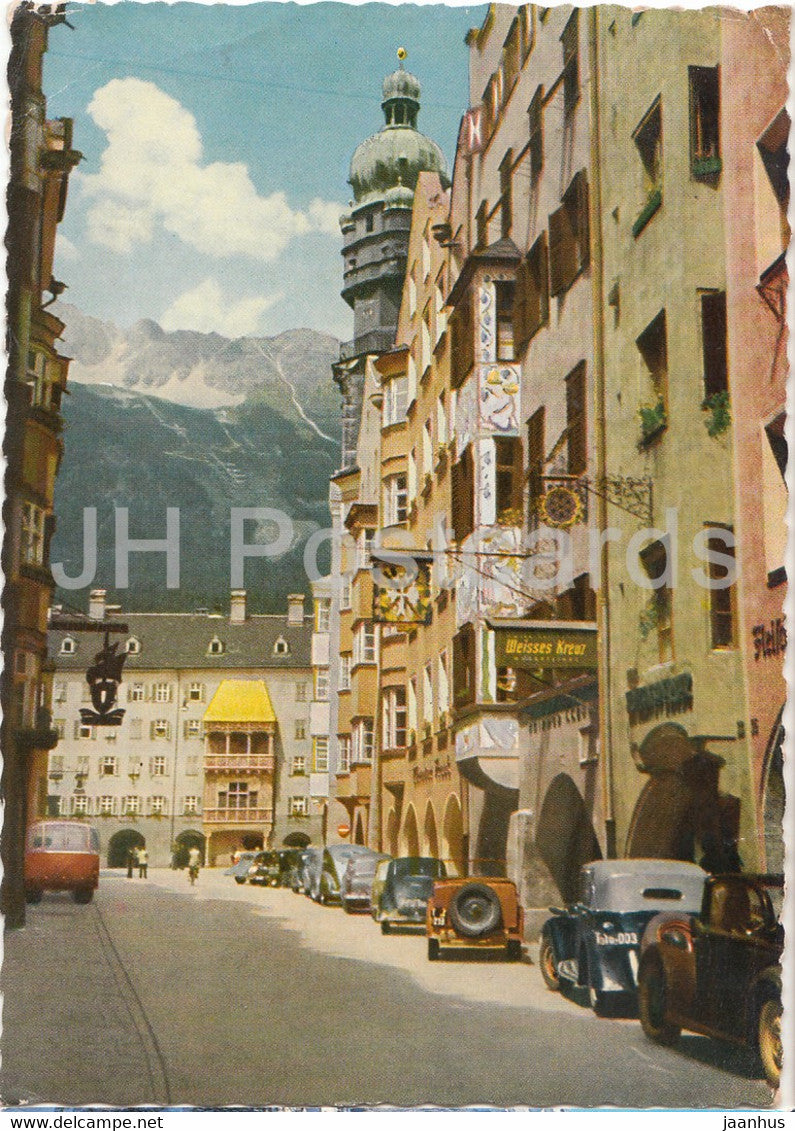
(50, 306, 342, 614)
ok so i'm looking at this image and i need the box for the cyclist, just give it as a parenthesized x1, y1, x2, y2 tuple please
(188, 846, 201, 885)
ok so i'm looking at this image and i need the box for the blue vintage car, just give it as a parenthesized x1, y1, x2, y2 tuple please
(539, 858, 707, 1014)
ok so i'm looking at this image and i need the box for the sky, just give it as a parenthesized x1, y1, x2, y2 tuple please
(43, 1, 486, 341)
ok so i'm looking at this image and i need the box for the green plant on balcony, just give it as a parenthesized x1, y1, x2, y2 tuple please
(638, 398, 667, 445)
(692, 154, 722, 179)
(497, 506, 523, 526)
(632, 186, 662, 237)
(702, 389, 731, 437)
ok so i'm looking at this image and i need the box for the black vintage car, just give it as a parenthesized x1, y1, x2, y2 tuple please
(539, 859, 707, 1014)
(248, 850, 281, 886)
(374, 856, 447, 933)
(638, 873, 784, 1088)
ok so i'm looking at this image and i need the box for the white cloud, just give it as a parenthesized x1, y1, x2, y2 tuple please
(54, 233, 79, 262)
(159, 278, 282, 337)
(81, 78, 342, 260)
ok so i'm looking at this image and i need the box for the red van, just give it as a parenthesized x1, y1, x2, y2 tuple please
(24, 820, 100, 904)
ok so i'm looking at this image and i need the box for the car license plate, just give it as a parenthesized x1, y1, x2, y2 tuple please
(431, 910, 446, 927)
(594, 931, 638, 945)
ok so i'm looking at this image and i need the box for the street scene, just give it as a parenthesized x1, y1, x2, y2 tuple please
(1, 0, 790, 1112)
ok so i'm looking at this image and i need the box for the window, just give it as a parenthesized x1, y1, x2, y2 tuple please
(54, 681, 67, 702)
(637, 311, 668, 442)
(633, 98, 663, 235)
(384, 474, 408, 526)
(208, 636, 224, 655)
(689, 66, 720, 177)
(50, 754, 64, 774)
(154, 682, 172, 703)
(313, 736, 329, 772)
(495, 436, 524, 519)
(150, 755, 167, 777)
(566, 363, 587, 475)
(187, 682, 204, 702)
(295, 682, 307, 702)
(59, 637, 75, 656)
(640, 539, 674, 663)
(339, 654, 352, 690)
(421, 307, 432, 373)
(495, 281, 516, 361)
(76, 755, 89, 774)
(436, 395, 448, 450)
(528, 85, 544, 180)
(184, 719, 201, 739)
(755, 109, 790, 273)
(422, 664, 434, 726)
(352, 719, 374, 764)
(183, 796, 199, 815)
(340, 575, 352, 610)
(151, 719, 170, 740)
(76, 722, 94, 740)
(54, 718, 66, 740)
(21, 502, 46, 565)
(315, 670, 329, 701)
(126, 637, 141, 655)
(408, 449, 417, 503)
(100, 756, 117, 777)
(26, 349, 60, 410)
(561, 9, 579, 111)
(422, 420, 433, 477)
(422, 231, 431, 281)
(502, 17, 521, 99)
(407, 677, 418, 737)
(123, 796, 140, 815)
(185, 755, 200, 777)
(475, 199, 489, 248)
(499, 149, 513, 238)
(450, 289, 475, 388)
(549, 170, 590, 297)
(338, 736, 351, 774)
(289, 796, 309, 817)
(706, 525, 737, 649)
(73, 795, 89, 815)
(700, 291, 728, 398)
(218, 782, 255, 810)
(515, 232, 549, 351)
(434, 281, 446, 344)
(438, 651, 450, 717)
(128, 755, 142, 778)
(365, 213, 374, 233)
(149, 796, 167, 816)
(356, 528, 375, 571)
(408, 273, 417, 318)
(98, 795, 115, 816)
(291, 756, 307, 776)
(451, 446, 475, 543)
(453, 624, 477, 708)
(354, 623, 376, 666)
(295, 719, 307, 740)
(129, 683, 145, 702)
(382, 686, 407, 750)
(315, 598, 331, 633)
(274, 636, 290, 656)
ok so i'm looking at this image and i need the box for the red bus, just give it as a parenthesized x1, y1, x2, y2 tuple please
(24, 820, 100, 904)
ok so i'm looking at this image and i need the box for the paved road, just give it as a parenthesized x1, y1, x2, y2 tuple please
(1, 870, 775, 1109)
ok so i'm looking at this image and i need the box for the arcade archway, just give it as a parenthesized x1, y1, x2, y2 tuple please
(353, 811, 366, 845)
(400, 805, 420, 857)
(762, 718, 784, 874)
(385, 808, 399, 857)
(108, 829, 145, 868)
(423, 802, 439, 858)
(441, 794, 465, 875)
(536, 774, 601, 903)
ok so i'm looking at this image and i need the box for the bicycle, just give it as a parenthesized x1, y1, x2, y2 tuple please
(188, 863, 199, 885)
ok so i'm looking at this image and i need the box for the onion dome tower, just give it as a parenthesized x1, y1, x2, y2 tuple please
(334, 52, 450, 468)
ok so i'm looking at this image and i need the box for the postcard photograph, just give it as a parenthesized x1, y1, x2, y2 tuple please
(0, 0, 791, 1113)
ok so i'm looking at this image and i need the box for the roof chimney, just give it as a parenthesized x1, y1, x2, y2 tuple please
(287, 593, 305, 626)
(230, 589, 247, 624)
(89, 589, 106, 621)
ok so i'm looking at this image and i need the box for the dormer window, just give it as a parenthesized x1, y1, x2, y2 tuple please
(208, 636, 224, 656)
(274, 636, 290, 656)
(126, 637, 141, 655)
(60, 637, 76, 655)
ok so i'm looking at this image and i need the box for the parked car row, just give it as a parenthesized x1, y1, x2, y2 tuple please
(224, 849, 784, 1088)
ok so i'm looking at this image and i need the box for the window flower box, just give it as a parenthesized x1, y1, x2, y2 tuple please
(632, 187, 662, 237)
(638, 398, 667, 446)
(701, 389, 731, 437)
(692, 155, 722, 179)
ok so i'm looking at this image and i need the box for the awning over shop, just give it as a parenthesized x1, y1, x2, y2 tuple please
(204, 680, 276, 725)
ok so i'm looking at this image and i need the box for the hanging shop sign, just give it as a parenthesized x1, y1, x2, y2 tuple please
(373, 557, 433, 626)
(625, 671, 693, 725)
(491, 621, 598, 670)
(80, 634, 127, 726)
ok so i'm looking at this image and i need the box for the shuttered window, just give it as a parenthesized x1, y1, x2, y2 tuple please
(514, 231, 549, 351)
(450, 290, 475, 388)
(701, 291, 728, 397)
(549, 171, 589, 297)
(566, 363, 587, 475)
(495, 437, 524, 518)
(451, 446, 475, 543)
(527, 407, 546, 525)
(528, 86, 544, 180)
(453, 624, 477, 708)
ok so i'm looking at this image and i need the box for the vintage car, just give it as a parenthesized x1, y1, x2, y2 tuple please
(24, 820, 100, 904)
(638, 872, 784, 1087)
(370, 856, 392, 919)
(248, 850, 281, 886)
(374, 857, 447, 932)
(303, 846, 325, 900)
(426, 876, 523, 960)
(340, 852, 390, 913)
(539, 859, 707, 1013)
(317, 844, 375, 905)
(224, 851, 257, 883)
(287, 848, 313, 893)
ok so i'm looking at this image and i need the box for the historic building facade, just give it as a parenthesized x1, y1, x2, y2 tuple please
(47, 591, 318, 866)
(2, 3, 81, 926)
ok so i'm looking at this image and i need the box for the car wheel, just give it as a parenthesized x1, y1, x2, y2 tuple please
(428, 938, 440, 961)
(234, 877, 246, 885)
(539, 936, 560, 990)
(638, 958, 681, 1046)
(381, 921, 391, 935)
(448, 882, 502, 938)
(25, 887, 42, 904)
(757, 997, 783, 1089)
(73, 887, 94, 905)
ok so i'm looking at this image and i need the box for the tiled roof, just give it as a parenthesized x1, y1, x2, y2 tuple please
(48, 612, 311, 672)
(204, 680, 276, 724)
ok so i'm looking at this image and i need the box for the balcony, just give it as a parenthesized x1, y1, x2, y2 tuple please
(203, 807, 273, 824)
(204, 755, 274, 773)
(339, 330, 397, 361)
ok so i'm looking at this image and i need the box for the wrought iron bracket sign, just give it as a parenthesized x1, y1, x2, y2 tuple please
(594, 474, 653, 524)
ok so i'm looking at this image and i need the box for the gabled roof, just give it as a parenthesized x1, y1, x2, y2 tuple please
(204, 679, 276, 724)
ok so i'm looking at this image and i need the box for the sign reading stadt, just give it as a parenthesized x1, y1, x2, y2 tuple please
(492, 621, 598, 670)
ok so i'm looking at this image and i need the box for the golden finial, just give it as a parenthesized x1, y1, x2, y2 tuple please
(397, 47, 407, 64)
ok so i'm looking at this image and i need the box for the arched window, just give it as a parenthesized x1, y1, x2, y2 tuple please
(273, 636, 290, 656)
(60, 637, 76, 655)
(208, 636, 224, 656)
(126, 637, 141, 655)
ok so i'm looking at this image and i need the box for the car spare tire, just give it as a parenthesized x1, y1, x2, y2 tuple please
(448, 883, 503, 938)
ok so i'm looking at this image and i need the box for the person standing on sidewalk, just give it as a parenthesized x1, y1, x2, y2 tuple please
(137, 847, 148, 879)
(126, 848, 135, 879)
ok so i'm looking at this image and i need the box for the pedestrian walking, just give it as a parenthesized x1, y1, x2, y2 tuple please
(137, 846, 148, 879)
(188, 846, 201, 885)
(126, 848, 135, 879)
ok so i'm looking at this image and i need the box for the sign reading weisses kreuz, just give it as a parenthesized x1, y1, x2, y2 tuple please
(490, 621, 598, 670)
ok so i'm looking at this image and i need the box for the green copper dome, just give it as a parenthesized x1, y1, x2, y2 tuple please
(349, 63, 450, 206)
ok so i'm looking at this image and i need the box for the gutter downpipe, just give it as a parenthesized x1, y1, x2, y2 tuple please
(588, 5, 617, 858)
